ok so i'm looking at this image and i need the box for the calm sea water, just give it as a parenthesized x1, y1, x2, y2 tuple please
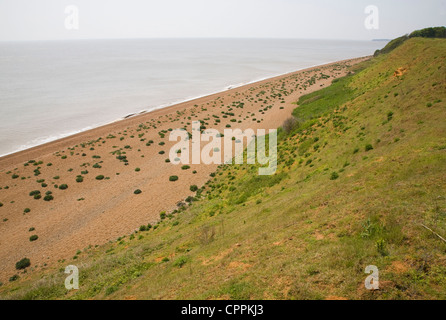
(0, 39, 386, 157)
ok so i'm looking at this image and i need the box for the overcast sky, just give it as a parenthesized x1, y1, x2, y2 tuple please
(0, 0, 444, 41)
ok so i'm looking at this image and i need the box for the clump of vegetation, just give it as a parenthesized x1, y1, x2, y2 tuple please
(173, 256, 189, 268)
(44, 194, 54, 202)
(365, 144, 374, 152)
(134, 189, 142, 195)
(96, 175, 105, 180)
(15, 258, 31, 270)
(29, 235, 39, 242)
(169, 176, 179, 182)
(190, 185, 198, 192)
(330, 172, 339, 180)
(59, 184, 68, 190)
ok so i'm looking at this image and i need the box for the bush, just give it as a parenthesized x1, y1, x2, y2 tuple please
(169, 176, 178, 182)
(96, 175, 105, 180)
(0, 202, 3, 207)
(282, 117, 299, 134)
(9, 275, 19, 282)
(15, 258, 31, 270)
(76, 176, 84, 183)
(190, 185, 198, 192)
(181, 165, 190, 170)
(29, 190, 40, 197)
(59, 184, 68, 190)
(135, 168, 141, 172)
(29, 235, 38, 242)
(365, 144, 374, 152)
(330, 172, 339, 180)
(134, 189, 142, 195)
(139, 225, 147, 232)
(44, 195, 54, 201)
(24, 208, 31, 214)
(173, 256, 188, 268)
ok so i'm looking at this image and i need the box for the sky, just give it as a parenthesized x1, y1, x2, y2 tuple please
(0, 0, 444, 41)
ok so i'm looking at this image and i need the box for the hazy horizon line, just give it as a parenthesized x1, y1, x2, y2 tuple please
(0, 36, 391, 43)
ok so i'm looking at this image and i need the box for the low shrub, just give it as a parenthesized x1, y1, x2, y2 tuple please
(15, 258, 31, 270)
(29, 235, 38, 242)
(169, 176, 178, 182)
(330, 172, 339, 180)
(29, 190, 41, 197)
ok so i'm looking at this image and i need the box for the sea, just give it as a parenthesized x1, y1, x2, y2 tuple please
(0, 38, 387, 157)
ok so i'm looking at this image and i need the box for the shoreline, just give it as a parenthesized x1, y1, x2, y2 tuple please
(0, 56, 369, 168)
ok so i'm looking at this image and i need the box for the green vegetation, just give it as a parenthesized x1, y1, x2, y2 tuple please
(15, 258, 30, 270)
(169, 176, 179, 182)
(374, 26, 446, 56)
(1, 37, 445, 300)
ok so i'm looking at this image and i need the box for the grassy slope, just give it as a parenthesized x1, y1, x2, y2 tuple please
(1, 38, 445, 300)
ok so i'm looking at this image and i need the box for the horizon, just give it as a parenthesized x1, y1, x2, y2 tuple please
(0, 36, 390, 43)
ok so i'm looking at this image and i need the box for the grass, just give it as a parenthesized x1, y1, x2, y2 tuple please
(1, 38, 445, 300)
